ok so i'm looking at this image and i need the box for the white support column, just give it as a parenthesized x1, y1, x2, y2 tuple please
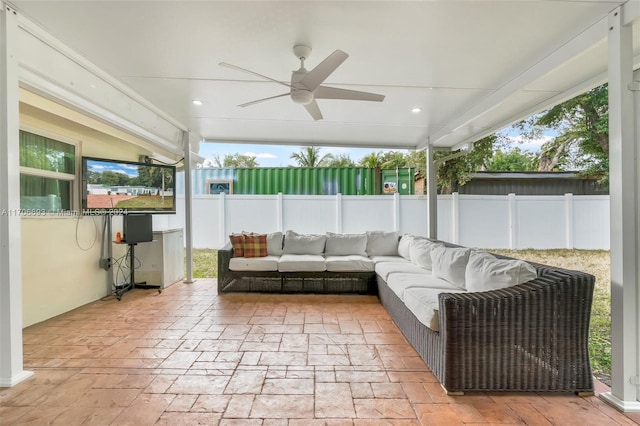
(451, 192, 459, 244)
(0, 2, 33, 387)
(336, 193, 343, 233)
(183, 132, 195, 284)
(426, 142, 438, 239)
(601, 6, 640, 412)
(564, 193, 574, 249)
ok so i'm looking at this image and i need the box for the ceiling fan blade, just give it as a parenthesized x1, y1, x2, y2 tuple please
(304, 100, 323, 121)
(300, 50, 349, 92)
(315, 86, 385, 102)
(219, 62, 292, 88)
(238, 93, 290, 108)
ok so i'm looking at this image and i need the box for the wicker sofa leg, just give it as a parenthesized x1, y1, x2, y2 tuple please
(441, 384, 464, 396)
(577, 391, 595, 397)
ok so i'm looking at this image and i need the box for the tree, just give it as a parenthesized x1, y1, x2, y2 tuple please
(325, 154, 355, 168)
(206, 154, 258, 168)
(290, 146, 333, 167)
(358, 151, 412, 170)
(359, 152, 384, 168)
(515, 84, 608, 179)
(99, 171, 130, 186)
(434, 135, 496, 194)
(379, 151, 407, 169)
(486, 148, 536, 171)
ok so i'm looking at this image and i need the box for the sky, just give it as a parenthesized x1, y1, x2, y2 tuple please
(197, 126, 557, 168)
(87, 159, 140, 177)
(194, 122, 556, 167)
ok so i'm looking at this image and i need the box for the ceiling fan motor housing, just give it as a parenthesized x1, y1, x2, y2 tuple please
(290, 68, 313, 105)
(290, 89, 314, 105)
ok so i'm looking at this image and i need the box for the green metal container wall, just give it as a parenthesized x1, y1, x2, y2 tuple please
(234, 167, 376, 195)
(381, 168, 415, 195)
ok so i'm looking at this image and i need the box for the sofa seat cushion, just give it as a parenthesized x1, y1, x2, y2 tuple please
(404, 287, 465, 332)
(369, 255, 410, 264)
(375, 261, 428, 281)
(277, 254, 326, 272)
(229, 255, 279, 272)
(387, 273, 461, 300)
(325, 255, 374, 272)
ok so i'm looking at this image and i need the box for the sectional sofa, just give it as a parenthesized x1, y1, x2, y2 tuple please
(217, 230, 595, 394)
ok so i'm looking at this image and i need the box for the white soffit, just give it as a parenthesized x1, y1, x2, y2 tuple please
(10, 0, 636, 151)
(14, 9, 191, 156)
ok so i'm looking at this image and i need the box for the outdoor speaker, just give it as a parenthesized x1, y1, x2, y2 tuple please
(123, 214, 153, 244)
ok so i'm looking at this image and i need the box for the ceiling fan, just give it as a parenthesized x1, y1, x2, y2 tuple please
(219, 45, 385, 121)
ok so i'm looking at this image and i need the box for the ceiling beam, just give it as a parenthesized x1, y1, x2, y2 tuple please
(203, 138, 417, 151)
(429, 13, 610, 145)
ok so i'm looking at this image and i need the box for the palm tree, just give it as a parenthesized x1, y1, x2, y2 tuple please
(359, 151, 383, 168)
(290, 146, 333, 167)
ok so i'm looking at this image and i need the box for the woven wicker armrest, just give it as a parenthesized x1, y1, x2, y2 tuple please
(437, 268, 595, 392)
(217, 243, 234, 292)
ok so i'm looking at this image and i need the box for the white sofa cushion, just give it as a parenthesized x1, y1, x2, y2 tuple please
(375, 261, 428, 281)
(277, 254, 326, 272)
(324, 232, 367, 256)
(325, 255, 374, 272)
(397, 234, 414, 260)
(465, 250, 537, 292)
(282, 230, 326, 255)
(366, 231, 399, 256)
(409, 239, 442, 270)
(229, 255, 279, 272)
(369, 255, 410, 264)
(267, 232, 284, 256)
(404, 287, 465, 332)
(430, 246, 471, 289)
(386, 273, 459, 300)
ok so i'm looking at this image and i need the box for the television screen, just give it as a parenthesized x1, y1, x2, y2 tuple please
(82, 157, 176, 214)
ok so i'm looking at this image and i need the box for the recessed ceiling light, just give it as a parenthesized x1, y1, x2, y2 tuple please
(192, 100, 203, 106)
(411, 107, 422, 113)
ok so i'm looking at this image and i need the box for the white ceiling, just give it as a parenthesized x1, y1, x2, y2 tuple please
(11, 0, 640, 152)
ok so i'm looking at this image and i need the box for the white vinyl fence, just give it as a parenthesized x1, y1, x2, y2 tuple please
(165, 193, 610, 250)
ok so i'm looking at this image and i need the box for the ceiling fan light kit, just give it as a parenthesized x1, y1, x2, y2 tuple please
(220, 45, 385, 121)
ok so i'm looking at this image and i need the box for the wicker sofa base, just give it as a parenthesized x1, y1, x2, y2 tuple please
(219, 270, 377, 294)
(377, 271, 595, 393)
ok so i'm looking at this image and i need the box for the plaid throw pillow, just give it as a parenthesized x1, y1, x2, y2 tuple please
(243, 233, 268, 258)
(229, 233, 245, 257)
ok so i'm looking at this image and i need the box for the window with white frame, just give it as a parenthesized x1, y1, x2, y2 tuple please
(19, 129, 79, 212)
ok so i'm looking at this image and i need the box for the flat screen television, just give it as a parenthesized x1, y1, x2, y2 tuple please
(82, 156, 176, 214)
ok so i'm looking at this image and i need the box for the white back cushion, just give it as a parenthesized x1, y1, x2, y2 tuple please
(366, 231, 399, 256)
(325, 232, 367, 256)
(267, 232, 283, 256)
(282, 230, 326, 255)
(397, 234, 414, 260)
(430, 246, 471, 289)
(465, 251, 537, 292)
(409, 239, 442, 270)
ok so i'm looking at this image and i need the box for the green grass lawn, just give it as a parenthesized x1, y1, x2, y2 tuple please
(188, 248, 612, 384)
(116, 195, 174, 208)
